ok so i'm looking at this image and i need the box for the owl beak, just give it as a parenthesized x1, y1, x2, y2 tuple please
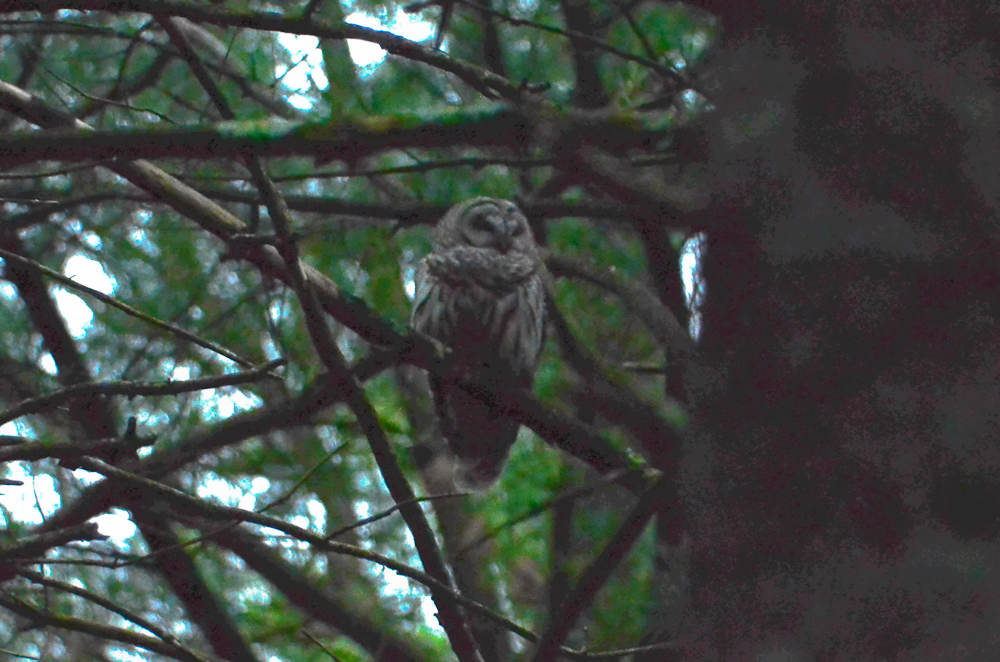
(496, 234, 512, 253)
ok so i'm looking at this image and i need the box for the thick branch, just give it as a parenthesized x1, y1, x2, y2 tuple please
(211, 526, 436, 662)
(0, 0, 523, 99)
(0, 110, 529, 167)
(0, 432, 154, 464)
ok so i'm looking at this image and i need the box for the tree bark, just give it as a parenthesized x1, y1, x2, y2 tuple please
(672, 0, 1000, 658)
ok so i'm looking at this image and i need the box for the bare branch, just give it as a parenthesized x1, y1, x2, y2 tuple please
(0, 359, 285, 428)
(0, 247, 260, 368)
(16, 569, 224, 662)
(530, 476, 667, 662)
(0, 432, 154, 465)
(0, 593, 213, 662)
(546, 251, 696, 361)
(0, 522, 106, 564)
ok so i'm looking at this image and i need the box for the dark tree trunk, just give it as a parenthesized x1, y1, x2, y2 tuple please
(673, 0, 1000, 658)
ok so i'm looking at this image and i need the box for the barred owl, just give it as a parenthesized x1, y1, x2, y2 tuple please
(411, 197, 545, 488)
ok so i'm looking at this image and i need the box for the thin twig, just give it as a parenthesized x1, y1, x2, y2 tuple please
(0, 359, 285, 428)
(0, 247, 257, 368)
(327, 492, 467, 539)
(413, 0, 693, 91)
(0, 593, 218, 662)
(2, 193, 124, 232)
(43, 65, 175, 122)
(17, 569, 218, 662)
(545, 252, 696, 360)
(300, 630, 345, 662)
(530, 475, 667, 662)
(455, 471, 625, 559)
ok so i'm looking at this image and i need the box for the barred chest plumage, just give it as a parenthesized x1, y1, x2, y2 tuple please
(434, 271, 543, 383)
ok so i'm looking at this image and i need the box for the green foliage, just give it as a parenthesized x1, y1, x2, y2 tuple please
(0, 1, 694, 660)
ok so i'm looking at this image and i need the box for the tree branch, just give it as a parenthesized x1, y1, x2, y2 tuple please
(0, 359, 285, 429)
(530, 475, 667, 662)
(16, 569, 224, 662)
(0, 592, 215, 662)
(0, 522, 105, 564)
(210, 526, 436, 662)
(0, 246, 261, 368)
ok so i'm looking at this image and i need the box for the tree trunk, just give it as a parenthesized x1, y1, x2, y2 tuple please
(675, 1, 1000, 658)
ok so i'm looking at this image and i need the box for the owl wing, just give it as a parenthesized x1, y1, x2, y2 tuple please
(497, 273, 545, 384)
(411, 259, 451, 344)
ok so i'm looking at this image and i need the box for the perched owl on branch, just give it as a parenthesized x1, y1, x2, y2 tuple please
(411, 197, 545, 488)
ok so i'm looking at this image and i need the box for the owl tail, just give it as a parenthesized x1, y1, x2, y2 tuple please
(432, 375, 520, 489)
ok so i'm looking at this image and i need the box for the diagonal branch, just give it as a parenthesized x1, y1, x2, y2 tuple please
(0, 246, 260, 368)
(17, 569, 225, 662)
(530, 475, 668, 662)
(274, 206, 485, 660)
(0, 592, 219, 662)
(212, 526, 437, 662)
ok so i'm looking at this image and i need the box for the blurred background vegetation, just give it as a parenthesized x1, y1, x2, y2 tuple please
(0, 1, 710, 660)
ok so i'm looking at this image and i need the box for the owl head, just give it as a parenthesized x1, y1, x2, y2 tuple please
(434, 197, 537, 259)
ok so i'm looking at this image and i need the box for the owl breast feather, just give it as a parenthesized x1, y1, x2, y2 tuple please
(414, 247, 543, 380)
(425, 246, 538, 291)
